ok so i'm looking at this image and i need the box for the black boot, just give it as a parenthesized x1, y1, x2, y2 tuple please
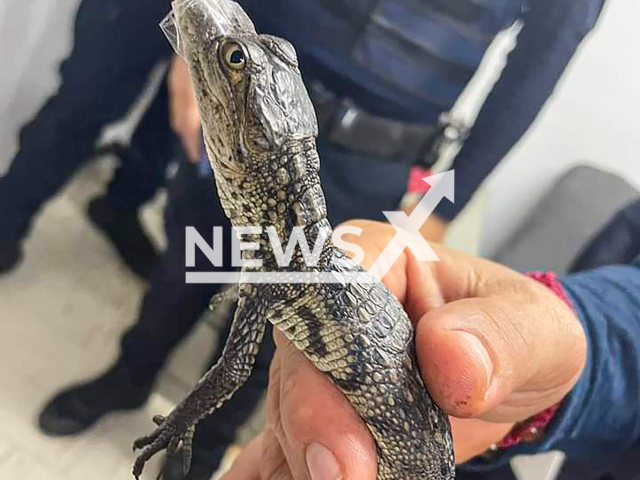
(0, 240, 23, 274)
(38, 359, 154, 436)
(87, 195, 160, 280)
(161, 447, 223, 480)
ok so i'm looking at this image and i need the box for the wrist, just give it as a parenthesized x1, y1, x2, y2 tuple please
(491, 271, 574, 452)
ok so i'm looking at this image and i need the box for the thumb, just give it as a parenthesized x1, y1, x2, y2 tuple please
(415, 285, 585, 423)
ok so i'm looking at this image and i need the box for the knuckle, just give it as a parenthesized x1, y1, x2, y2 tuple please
(279, 363, 301, 414)
(260, 430, 292, 480)
(261, 455, 292, 480)
(265, 357, 282, 430)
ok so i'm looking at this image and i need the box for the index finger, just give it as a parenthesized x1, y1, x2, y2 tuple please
(273, 330, 378, 480)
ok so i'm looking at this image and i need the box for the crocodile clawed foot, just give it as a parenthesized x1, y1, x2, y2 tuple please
(132, 415, 191, 479)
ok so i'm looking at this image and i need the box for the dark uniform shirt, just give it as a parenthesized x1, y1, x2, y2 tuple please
(241, 0, 606, 220)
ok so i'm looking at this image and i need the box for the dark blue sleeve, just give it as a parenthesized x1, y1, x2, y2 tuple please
(463, 261, 640, 471)
(435, 0, 605, 221)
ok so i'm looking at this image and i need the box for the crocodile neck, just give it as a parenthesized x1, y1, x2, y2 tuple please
(222, 137, 333, 271)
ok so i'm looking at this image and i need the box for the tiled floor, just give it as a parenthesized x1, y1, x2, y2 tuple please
(0, 158, 231, 480)
(0, 156, 559, 480)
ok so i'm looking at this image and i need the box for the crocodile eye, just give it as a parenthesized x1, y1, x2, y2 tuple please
(222, 42, 246, 70)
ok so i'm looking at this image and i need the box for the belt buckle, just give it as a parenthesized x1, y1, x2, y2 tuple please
(414, 113, 469, 168)
(439, 112, 469, 143)
(335, 99, 360, 132)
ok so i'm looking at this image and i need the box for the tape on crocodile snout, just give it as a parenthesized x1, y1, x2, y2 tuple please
(160, 11, 183, 56)
(162, 0, 257, 58)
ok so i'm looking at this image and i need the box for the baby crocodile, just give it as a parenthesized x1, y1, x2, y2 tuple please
(132, 0, 454, 478)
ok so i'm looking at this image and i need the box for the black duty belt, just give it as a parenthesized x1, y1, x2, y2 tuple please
(309, 81, 446, 168)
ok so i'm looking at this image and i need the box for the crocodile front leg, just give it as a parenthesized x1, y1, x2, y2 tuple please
(209, 285, 240, 311)
(132, 286, 267, 479)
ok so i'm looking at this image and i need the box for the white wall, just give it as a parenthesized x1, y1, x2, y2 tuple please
(0, 0, 164, 175)
(0, 0, 80, 173)
(464, 1, 640, 255)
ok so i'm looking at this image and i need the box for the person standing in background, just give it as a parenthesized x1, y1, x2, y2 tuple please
(0, 0, 174, 279)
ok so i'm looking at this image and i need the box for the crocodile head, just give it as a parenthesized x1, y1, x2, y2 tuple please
(166, 0, 319, 225)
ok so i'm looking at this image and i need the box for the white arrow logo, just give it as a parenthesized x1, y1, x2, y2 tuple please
(368, 170, 455, 281)
(186, 170, 455, 285)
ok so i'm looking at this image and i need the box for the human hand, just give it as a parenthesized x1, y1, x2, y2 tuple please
(168, 56, 201, 162)
(221, 220, 587, 480)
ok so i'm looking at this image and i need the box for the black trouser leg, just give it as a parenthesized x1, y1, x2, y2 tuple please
(119, 161, 232, 382)
(455, 468, 516, 480)
(0, 0, 171, 242)
(106, 74, 175, 212)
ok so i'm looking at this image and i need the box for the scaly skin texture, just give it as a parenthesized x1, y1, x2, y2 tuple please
(132, 1, 455, 478)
